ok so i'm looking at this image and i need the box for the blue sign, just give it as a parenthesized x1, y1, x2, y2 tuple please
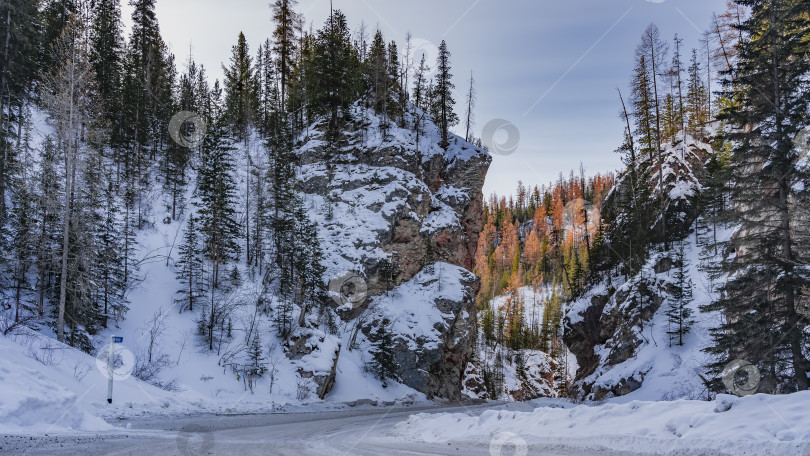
(113, 336, 123, 343)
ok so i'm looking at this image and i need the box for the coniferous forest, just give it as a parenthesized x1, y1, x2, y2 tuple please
(0, 0, 461, 349)
(1, 0, 810, 453)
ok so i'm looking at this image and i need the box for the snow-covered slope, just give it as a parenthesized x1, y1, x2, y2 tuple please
(564, 132, 725, 402)
(0, 103, 490, 432)
(566, 229, 732, 402)
(463, 287, 564, 401)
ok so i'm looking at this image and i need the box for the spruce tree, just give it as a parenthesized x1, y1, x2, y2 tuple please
(365, 31, 389, 122)
(247, 331, 266, 376)
(89, 0, 125, 159)
(175, 216, 207, 312)
(369, 318, 399, 387)
(704, 0, 810, 392)
(311, 10, 362, 140)
(434, 40, 458, 150)
(194, 99, 240, 289)
(223, 32, 258, 141)
(5, 124, 36, 323)
(0, 0, 41, 223)
(95, 179, 129, 327)
(270, 0, 302, 110)
(631, 55, 656, 157)
(667, 242, 693, 346)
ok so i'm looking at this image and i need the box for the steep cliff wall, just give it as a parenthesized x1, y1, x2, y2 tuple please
(295, 104, 490, 398)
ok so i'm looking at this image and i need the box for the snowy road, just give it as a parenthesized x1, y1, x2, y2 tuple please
(2, 402, 652, 456)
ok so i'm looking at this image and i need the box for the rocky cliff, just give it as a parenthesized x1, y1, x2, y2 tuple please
(295, 104, 490, 399)
(563, 132, 715, 402)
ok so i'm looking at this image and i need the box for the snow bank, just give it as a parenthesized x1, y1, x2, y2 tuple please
(392, 392, 810, 455)
(0, 334, 112, 434)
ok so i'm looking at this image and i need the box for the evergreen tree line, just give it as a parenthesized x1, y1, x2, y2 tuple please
(582, 1, 810, 394)
(0, 0, 468, 358)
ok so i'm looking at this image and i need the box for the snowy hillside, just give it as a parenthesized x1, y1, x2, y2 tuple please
(0, 101, 490, 433)
(566, 228, 732, 402)
(463, 286, 568, 401)
(564, 131, 726, 402)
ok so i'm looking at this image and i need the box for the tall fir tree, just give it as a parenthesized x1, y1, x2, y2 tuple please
(223, 32, 258, 142)
(270, 0, 302, 111)
(0, 0, 42, 223)
(704, 0, 810, 393)
(667, 242, 694, 346)
(175, 216, 207, 312)
(434, 40, 458, 150)
(194, 94, 241, 289)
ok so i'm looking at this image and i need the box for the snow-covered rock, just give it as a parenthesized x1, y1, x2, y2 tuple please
(298, 104, 490, 300)
(360, 263, 478, 399)
(564, 132, 721, 402)
(296, 105, 490, 398)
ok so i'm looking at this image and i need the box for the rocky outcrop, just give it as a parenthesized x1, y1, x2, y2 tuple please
(293, 105, 490, 399)
(565, 253, 673, 401)
(361, 263, 479, 400)
(286, 329, 341, 399)
(297, 106, 490, 299)
(563, 133, 714, 402)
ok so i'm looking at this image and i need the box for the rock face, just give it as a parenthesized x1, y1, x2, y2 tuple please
(294, 105, 490, 399)
(564, 253, 674, 401)
(286, 329, 341, 400)
(361, 264, 479, 399)
(563, 133, 714, 402)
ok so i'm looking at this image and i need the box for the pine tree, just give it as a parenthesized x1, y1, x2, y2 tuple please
(369, 318, 399, 387)
(247, 331, 266, 376)
(310, 10, 362, 139)
(5, 123, 36, 323)
(366, 31, 388, 118)
(121, 0, 174, 207)
(0, 0, 41, 223)
(94, 178, 129, 326)
(32, 137, 62, 317)
(434, 40, 458, 150)
(223, 32, 258, 141)
(195, 104, 240, 289)
(631, 55, 656, 157)
(667, 242, 693, 346)
(291, 199, 327, 327)
(686, 48, 709, 136)
(89, 0, 125, 158)
(704, 0, 810, 393)
(270, 0, 302, 110)
(175, 216, 207, 312)
(636, 24, 670, 246)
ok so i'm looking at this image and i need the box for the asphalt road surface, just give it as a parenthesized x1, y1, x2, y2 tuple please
(0, 402, 672, 456)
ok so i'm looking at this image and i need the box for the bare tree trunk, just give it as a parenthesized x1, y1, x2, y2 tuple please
(649, 40, 668, 249)
(57, 37, 79, 343)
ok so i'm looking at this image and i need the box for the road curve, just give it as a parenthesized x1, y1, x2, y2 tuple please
(1, 402, 651, 456)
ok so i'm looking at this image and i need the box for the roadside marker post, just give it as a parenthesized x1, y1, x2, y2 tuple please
(107, 336, 123, 403)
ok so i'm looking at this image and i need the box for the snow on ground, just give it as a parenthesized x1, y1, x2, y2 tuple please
(1, 104, 490, 435)
(391, 392, 810, 455)
(583, 224, 736, 403)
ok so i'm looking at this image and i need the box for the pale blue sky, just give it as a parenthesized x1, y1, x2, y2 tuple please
(124, 0, 727, 196)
